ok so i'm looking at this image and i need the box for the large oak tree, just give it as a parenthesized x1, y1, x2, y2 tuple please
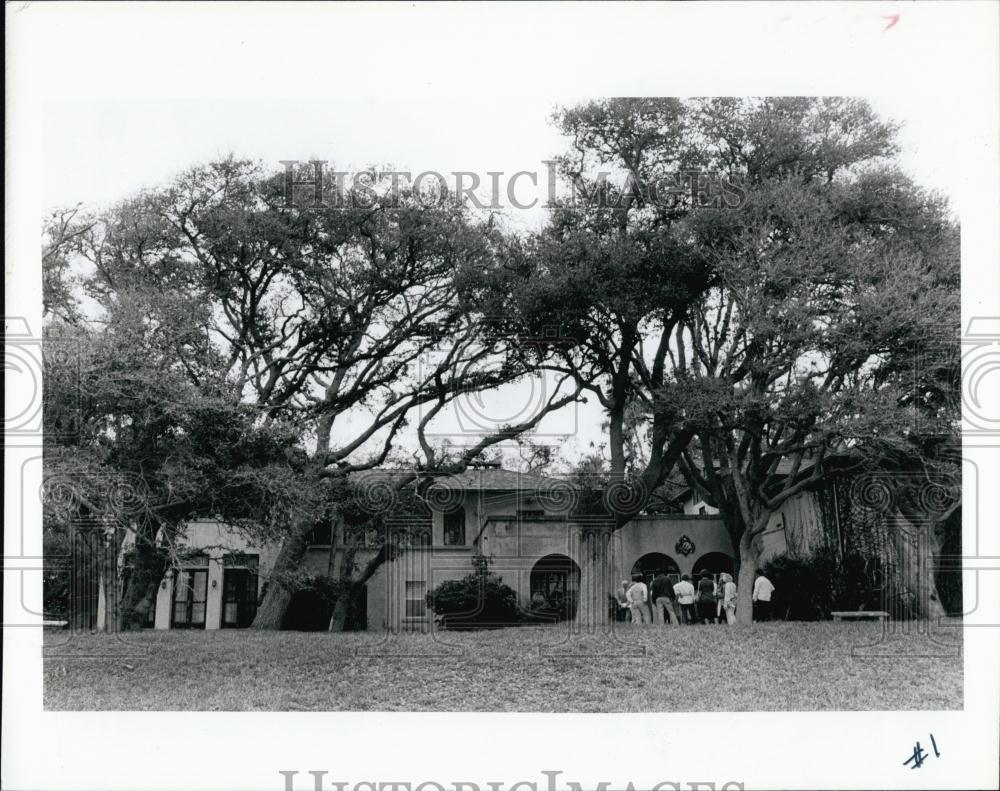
(672, 168, 958, 622)
(44, 159, 580, 629)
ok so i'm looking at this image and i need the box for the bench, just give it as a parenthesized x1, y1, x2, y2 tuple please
(831, 611, 889, 622)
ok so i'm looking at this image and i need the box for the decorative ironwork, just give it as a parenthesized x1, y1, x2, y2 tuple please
(675, 534, 696, 557)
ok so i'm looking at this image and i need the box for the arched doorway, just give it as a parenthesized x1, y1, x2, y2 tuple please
(630, 552, 681, 586)
(529, 554, 581, 621)
(692, 552, 734, 582)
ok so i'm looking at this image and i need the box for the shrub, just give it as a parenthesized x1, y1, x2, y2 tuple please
(280, 573, 338, 630)
(425, 555, 520, 629)
(837, 551, 889, 612)
(762, 546, 891, 620)
(762, 547, 839, 620)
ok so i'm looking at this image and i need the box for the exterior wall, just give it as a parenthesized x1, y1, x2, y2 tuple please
(137, 488, 736, 632)
(152, 520, 279, 630)
(146, 490, 819, 631)
(366, 485, 571, 632)
(365, 545, 470, 633)
(366, 513, 733, 631)
(124, 474, 854, 631)
(302, 546, 334, 576)
(431, 489, 555, 545)
(753, 489, 828, 566)
(678, 488, 831, 566)
(618, 515, 732, 578)
(680, 493, 720, 516)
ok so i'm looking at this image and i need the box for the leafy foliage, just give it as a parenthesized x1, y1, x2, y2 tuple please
(762, 548, 890, 620)
(42, 158, 581, 628)
(425, 555, 520, 629)
(42, 305, 310, 628)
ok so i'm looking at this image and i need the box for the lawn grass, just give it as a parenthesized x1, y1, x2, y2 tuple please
(43, 621, 963, 711)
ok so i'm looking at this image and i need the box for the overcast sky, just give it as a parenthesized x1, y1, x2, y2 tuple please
(35, 91, 967, 469)
(42, 94, 964, 224)
(21, 1, 976, 472)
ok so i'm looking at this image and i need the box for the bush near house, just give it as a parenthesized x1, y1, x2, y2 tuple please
(425, 555, 520, 629)
(425, 573, 520, 629)
(762, 548, 889, 620)
(763, 550, 839, 620)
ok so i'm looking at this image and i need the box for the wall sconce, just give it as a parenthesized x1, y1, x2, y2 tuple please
(211, 580, 218, 588)
(160, 581, 167, 589)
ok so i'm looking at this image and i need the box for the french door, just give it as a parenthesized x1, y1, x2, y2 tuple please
(221, 567, 258, 628)
(171, 569, 208, 628)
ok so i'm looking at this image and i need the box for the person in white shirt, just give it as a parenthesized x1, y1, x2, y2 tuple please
(673, 574, 697, 624)
(625, 577, 650, 625)
(752, 569, 775, 622)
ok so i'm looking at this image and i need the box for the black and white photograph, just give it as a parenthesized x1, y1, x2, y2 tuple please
(5, 3, 999, 791)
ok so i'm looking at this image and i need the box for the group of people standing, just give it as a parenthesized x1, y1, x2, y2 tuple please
(616, 568, 776, 625)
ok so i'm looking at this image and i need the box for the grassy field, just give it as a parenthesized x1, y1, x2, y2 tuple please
(43, 621, 963, 711)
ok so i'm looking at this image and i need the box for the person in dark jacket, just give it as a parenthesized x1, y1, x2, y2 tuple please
(696, 573, 718, 624)
(650, 569, 679, 626)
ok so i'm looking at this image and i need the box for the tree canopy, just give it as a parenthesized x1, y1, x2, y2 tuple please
(42, 97, 960, 629)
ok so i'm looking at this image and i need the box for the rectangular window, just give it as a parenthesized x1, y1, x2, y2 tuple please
(222, 554, 259, 628)
(443, 509, 465, 546)
(171, 567, 209, 629)
(307, 520, 333, 545)
(405, 581, 426, 619)
(221, 569, 258, 628)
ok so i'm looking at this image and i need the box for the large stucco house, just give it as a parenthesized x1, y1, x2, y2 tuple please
(135, 464, 745, 631)
(91, 454, 961, 631)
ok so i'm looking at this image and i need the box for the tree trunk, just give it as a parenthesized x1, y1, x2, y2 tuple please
(933, 507, 962, 614)
(328, 532, 365, 632)
(735, 531, 756, 625)
(328, 586, 352, 632)
(705, 496, 750, 621)
(251, 512, 314, 629)
(608, 401, 626, 476)
(120, 530, 168, 630)
(120, 576, 162, 630)
(891, 514, 947, 620)
(920, 522, 947, 621)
